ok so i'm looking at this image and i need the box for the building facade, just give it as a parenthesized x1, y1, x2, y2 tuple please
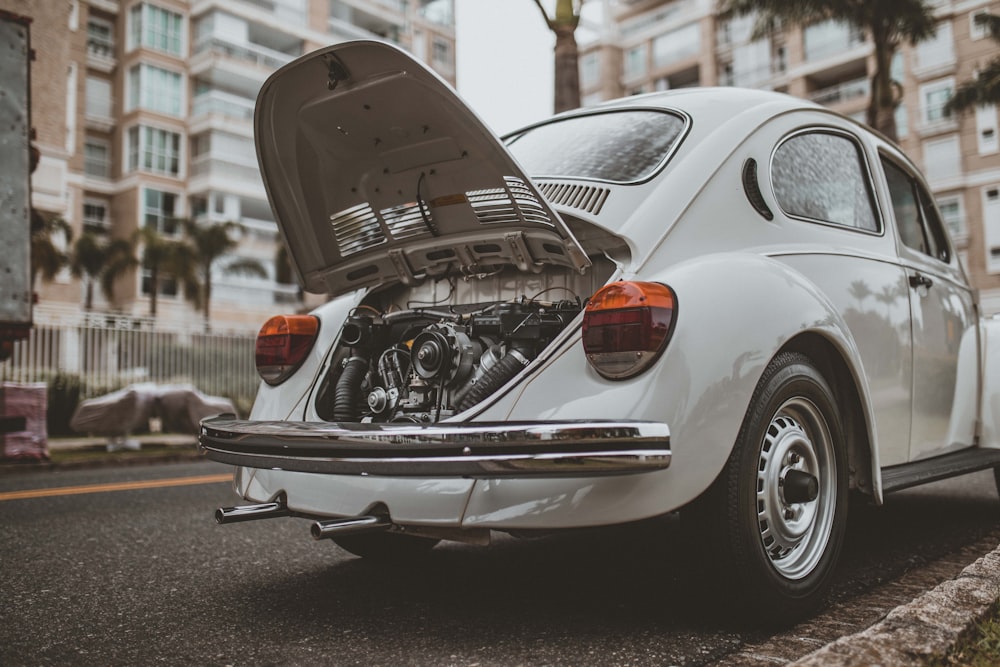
(6, 0, 455, 333)
(580, 0, 1000, 312)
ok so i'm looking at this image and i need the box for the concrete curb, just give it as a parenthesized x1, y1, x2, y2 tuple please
(790, 547, 1000, 666)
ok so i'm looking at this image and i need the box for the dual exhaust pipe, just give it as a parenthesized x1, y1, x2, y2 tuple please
(215, 500, 390, 540)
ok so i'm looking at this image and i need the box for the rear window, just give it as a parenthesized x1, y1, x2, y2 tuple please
(506, 110, 687, 184)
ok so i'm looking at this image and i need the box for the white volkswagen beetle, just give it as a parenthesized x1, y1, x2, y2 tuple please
(201, 40, 1000, 622)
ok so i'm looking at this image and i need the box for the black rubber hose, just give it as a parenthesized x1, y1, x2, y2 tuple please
(458, 352, 527, 412)
(332, 356, 369, 422)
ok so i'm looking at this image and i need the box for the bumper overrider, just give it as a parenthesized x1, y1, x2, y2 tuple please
(199, 416, 671, 478)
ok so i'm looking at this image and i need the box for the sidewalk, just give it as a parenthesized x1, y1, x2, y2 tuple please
(1, 432, 202, 472)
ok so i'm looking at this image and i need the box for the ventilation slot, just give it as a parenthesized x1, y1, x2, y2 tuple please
(382, 202, 432, 240)
(330, 203, 385, 256)
(536, 181, 611, 215)
(742, 159, 773, 221)
(466, 176, 554, 228)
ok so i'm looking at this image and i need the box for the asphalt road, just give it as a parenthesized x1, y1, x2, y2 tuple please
(2, 460, 999, 666)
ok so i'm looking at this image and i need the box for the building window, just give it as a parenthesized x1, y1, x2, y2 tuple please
(87, 17, 114, 57)
(922, 134, 961, 182)
(127, 125, 182, 176)
(936, 194, 965, 241)
(84, 138, 111, 178)
(896, 104, 909, 139)
(128, 2, 184, 56)
(977, 105, 999, 154)
(652, 22, 699, 68)
(804, 20, 864, 62)
(431, 37, 451, 69)
(772, 131, 879, 232)
(83, 199, 110, 234)
(142, 187, 179, 236)
(127, 64, 183, 116)
(920, 78, 955, 125)
(85, 76, 113, 119)
(915, 20, 954, 70)
(983, 187, 1000, 272)
(624, 44, 647, 80)
(971, 10, 990, 41)
(581, 52, 600, 89)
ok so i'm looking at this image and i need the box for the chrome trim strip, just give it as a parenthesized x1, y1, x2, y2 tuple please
(199, 417, 670, 478)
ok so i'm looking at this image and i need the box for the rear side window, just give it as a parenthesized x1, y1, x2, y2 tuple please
(881, 157, 951, 263)
(506, 110, 687, 183)
(771, 131, 880, 232)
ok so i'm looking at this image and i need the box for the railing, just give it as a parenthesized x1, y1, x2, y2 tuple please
(233, 0, 307, 26)
(192, 90, 255, 122)
(193, 36, 298, 71)
(809, 77, 870, 106)
(0, 319, 259, 407)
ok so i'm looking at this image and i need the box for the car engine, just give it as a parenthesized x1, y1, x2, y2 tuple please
(318, 298, 583, 423)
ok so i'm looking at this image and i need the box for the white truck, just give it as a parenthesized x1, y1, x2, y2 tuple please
(0, 10, 33, 438)
(0, 10, 32, 364)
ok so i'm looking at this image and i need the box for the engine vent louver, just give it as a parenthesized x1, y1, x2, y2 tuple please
(536, 181, 611, 215)
(467, 176, 555, 228)
(382, 202, 432, 240)
(329, 176, 561, 259)
(330, 203, 386, 256)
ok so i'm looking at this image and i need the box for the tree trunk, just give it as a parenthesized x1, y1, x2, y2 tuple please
(149, 268, 158, 318)
(202, 263, 212, 333)
(867, 27, 899, 142)
(84, 281, 93, 311)
(553, 23, 581, 114)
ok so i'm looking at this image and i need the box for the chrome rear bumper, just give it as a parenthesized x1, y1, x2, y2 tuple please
(199, 416, 670, 478)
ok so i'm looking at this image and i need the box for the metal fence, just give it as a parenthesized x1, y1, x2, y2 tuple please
(1, 318, 260, 409)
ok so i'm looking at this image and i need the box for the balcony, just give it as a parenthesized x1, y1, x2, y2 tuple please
(809, 77, 869, 107)
(86, 38, 116, 73)
(190, 90, 255, 136)
(232, 0, 307, 26)
(194, 35, 297, 71)
(190, 35, 299, 99)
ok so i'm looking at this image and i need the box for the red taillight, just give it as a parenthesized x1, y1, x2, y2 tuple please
(582, 281, 676, 379)
(255, 315, 320, 385)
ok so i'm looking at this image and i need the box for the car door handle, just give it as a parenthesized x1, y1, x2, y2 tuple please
(908, 273, 933, 289)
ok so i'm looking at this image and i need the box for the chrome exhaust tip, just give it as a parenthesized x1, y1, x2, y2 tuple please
(215, 501, 290, 524)
(310, 514, 391, 540)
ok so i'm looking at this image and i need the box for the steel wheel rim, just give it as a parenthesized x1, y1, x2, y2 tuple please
(756, 396, 836, 580)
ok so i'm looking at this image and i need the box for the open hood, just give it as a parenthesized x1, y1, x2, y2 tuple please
(255, 40, 591, 297)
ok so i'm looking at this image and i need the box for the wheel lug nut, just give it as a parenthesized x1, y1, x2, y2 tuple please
(784, 509, 794, 520)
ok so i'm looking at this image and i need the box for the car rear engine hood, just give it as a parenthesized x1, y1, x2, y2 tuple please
(255, 40, 591, 297)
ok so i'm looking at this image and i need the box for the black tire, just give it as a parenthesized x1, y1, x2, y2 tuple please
(708, 351, 848, 624)
(332, 532, 440, 561)
(993, 466, 1000, 501)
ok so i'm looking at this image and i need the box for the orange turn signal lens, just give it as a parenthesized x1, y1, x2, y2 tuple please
(582, 281, 676, 379)
(255, 315, 320, 385)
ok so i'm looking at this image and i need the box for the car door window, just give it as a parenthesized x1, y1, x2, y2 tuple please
(772, 131, 880, 232)
(881, 157, 951, 263)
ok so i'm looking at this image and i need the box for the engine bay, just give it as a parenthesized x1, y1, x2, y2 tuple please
(316, 297, 584, 424)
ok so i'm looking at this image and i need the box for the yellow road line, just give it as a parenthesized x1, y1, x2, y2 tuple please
(0, 473, 232, 502)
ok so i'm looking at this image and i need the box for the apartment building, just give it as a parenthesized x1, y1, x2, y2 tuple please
(7, 0, 455, 333)
(580, 0, 1000, 313)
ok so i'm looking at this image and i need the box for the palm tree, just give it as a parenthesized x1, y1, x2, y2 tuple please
(181, 219, 267, 331)
(30, 211, 71, 289)
(134, 225, 193, 319)
(70, 232, 137, 311)
(531, 0, 583, 114)
(945, 13, 1000, 114)
(719, 0, 938, 141)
